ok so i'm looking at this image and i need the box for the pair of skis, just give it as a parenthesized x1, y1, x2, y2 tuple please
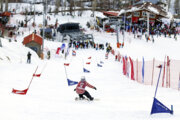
(75, 97, 100, 101)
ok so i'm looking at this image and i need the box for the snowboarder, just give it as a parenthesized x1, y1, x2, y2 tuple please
(27, 52, 32, 64)
(74, 76, 96, 101)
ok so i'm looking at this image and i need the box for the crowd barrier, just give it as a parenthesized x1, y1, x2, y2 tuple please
(111, 49, 180, 90)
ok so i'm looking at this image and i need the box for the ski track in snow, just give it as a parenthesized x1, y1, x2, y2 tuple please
(0, 48, 180, 120)
(0, 9, 180, 120)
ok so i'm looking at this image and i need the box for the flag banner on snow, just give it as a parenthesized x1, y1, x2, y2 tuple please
(64, 63, 70, 66)
(56, 47, 61, 54)
(122, 57, 126, 75)
(33, 74, 41, 77)
(60, 43, 66, 51)
(83, 68, 90, 73)
(142, 57, 145, 83)
(97, 63, 102, 67)
(67, 79, 78, 86)
(72, 50, 76, 56)
(86, 62, 91, 65)
(129, 57, 135, 80)
(12, 88, 28, 95)
(88, 57, 92, 59)
(157, 64, 162, 68)
(162, 56, 166, 87)
(151, 97, 173, 115)
(100, 61, 104, 64)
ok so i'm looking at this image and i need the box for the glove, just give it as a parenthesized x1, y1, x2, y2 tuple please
(94, 87, 97, 90)
(74, 88, 76, 91)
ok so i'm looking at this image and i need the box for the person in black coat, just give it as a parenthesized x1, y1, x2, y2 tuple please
(27, 52, 32, 64)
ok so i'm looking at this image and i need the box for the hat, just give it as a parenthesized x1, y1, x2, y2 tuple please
(81, 76, 86, 81)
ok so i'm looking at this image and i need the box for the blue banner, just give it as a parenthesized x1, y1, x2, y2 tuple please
(100, 61, 104, 64)
(151, 98, 173, 115)
(67, 79, 78, 86)
(142, 57, 145, 83)
(60, 43, 66, 50)
(83, 68, 90, 73)
(97, 63, 103, 67)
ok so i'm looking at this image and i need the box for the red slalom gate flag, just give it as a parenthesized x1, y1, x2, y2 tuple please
(86, 62, 91, 65)
(33, 74, 41, 77)
(56, 47, 61, 54)
(123, 57, 126, 75)
(64, 63, 70, 66)
(88, 57, 92, 59)
(129, 57, 135, 80)
(12, 88, 28, 95)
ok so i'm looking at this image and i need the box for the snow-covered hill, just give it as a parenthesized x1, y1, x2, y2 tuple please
(0, 38, 39, 64)
(0, 9, 180, 120)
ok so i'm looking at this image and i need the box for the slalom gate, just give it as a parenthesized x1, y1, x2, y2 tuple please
(111, 49, 180, 90)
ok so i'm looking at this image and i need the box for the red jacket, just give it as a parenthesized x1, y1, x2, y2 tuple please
(76, 81, 95, 94)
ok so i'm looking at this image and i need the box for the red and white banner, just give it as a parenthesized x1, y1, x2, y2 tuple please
(64, 63, 70, 66)
(129, 57, 135, 80)
(12, 88, 28, 95)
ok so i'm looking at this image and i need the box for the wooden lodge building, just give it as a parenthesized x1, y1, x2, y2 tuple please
(102, 2, 168, 25)
(120, 2, 168, 24)
(23, 33, 43, 57)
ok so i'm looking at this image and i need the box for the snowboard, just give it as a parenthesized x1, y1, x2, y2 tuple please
(75, 97, 100, 101)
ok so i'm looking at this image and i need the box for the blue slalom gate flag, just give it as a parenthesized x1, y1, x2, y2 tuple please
(100, 61, 104, 64)
(60, 43, 66, 50)
(97, 63, 103, 67)
(151, 97, 173, 115)
(83, 68, 90, 73)
(142, 57, 145, 83)
(67, 79, 78, 86)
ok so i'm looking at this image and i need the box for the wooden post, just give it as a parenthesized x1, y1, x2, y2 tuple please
(151, 58, 155, 85)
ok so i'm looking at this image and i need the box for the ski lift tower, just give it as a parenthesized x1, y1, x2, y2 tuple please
(123, 11, 126, 47)
(33, 0, 35, 28)
(146, 11, 150, 39)
(42, 0, 47, 59)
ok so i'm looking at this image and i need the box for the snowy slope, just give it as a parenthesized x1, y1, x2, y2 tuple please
(0, 38, 39, 64)
(0, 48, 180, 120)
(0, 10, 180, 120)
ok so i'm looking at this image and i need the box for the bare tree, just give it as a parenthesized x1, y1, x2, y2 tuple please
(78, 0, 84, 16)
(92, 0, 96, 17)
(5, 0, 8, 11)
(69, 0, 73, 16)
(55, 0, 60, 14)
(0, 0, 3, 11)
(167, 0, 171, 11)
(174, 0, 180, 15)
(62, 0, 67, 16)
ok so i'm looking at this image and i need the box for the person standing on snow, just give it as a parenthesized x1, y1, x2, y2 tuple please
(74, 76, 96, 101)
(27, 52, 32, 64)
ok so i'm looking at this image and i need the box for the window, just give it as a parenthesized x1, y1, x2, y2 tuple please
(150, 14, 155, 18)
(133, 12, 140, 17)
(142, 11, 147, 17)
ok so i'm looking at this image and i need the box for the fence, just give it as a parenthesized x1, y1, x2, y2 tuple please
(111, 49, 180, 90)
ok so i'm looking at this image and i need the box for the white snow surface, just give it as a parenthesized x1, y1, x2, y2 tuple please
(0, 10, 180, 120)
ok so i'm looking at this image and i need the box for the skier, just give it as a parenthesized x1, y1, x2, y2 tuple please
(74, 76, 96, 101)
(27, 51, 32, 64)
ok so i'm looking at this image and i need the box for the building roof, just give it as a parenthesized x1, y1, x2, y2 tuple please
(23, 33, 42, 45)
(135, 0, 167, 5)
(119, 2, 167, 18)
(2, 12, 11, 17)
(103, 11, 119, 17)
